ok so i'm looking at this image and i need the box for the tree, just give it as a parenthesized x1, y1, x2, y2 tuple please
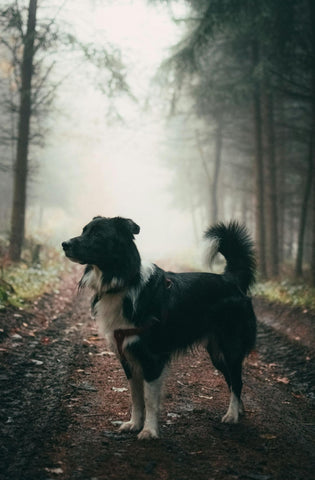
(8, 0, 37, 261)
(309, 0, 315, 286)
(1, 0, 131, 261)
(153, 0, 314, 280)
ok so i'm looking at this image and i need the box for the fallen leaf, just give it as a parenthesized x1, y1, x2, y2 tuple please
(277, 377, 290, 384)
(11, 333, 22, 340)
(41, 336, 50, 344)
(112, 387, 128, 392)
(260, 433, 277, 440)
(44, 467, 63, 474)
(95, 350, 115, 356)
(31, 359, 44, 366)
(88, 335, 101, 342)
(268, 363, 277, 368)
(292, 392, 303, 399)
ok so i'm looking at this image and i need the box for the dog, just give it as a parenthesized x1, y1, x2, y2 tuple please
(62, 216, 257, 440)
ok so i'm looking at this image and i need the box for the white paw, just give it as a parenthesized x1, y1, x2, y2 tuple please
(118, 420, 143, 433)
(221, 411, 239, 424)
(137, 428, 159, 440)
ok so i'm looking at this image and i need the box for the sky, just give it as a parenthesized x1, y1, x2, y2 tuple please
(34, 0, 202, 263)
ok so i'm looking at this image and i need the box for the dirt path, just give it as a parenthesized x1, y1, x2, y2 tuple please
(0, 273, 314, 480)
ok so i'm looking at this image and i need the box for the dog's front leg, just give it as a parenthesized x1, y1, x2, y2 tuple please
(119, 371, 145, 433)
(137, 375, 164, 440)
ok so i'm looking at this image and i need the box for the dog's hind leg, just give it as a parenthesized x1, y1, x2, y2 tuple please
(119, 370, 145, 433)
(206, 339, 243, 423)
(221, 357, 244, 424)
(207, 339, 231, 389)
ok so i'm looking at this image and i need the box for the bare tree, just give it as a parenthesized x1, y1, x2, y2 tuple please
(1, 0, 131, 261)
(8, 0, 37, 261)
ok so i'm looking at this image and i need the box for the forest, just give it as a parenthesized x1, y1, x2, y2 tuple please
(0, 0, 314, 285)
(0, 3, 315, 480)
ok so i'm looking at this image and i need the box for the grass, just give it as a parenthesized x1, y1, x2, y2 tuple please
(254, 280, 315, 312)
(0, 250, 68, 309)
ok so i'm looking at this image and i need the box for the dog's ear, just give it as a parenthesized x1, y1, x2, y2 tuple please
(114, 217, 140, 236)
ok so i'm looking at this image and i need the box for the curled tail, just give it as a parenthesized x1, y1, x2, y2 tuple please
(205, 221, 256, 293)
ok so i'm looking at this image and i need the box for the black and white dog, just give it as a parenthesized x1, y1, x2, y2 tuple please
(62, 216, 257, 440)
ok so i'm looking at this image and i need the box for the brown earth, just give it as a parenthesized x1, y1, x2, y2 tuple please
(0, 270, 314, 480)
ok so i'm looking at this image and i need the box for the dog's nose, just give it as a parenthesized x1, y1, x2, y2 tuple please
(62, 241, 70, 250)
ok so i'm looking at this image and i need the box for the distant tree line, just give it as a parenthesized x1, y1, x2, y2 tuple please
(154, 0, 315, 284)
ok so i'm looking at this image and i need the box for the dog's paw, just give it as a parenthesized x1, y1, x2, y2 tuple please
(221, 411, 239, 424)
(118, 420, 142, 433)
(137, 428, 159, 440)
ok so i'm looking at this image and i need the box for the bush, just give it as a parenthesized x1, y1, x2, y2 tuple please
(0, 247, 67, 309)
(254, 280, 315, 311)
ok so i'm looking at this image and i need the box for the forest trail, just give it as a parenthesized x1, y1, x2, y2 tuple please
(0, 272, 314, 480)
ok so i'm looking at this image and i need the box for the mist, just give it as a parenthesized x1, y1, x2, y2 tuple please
(27, 0, 196, 261)
(1, 0, 314, 280)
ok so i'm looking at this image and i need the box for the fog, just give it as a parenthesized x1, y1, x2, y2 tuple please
(1, 0, 314, 279)
(31, 0, 196, 261)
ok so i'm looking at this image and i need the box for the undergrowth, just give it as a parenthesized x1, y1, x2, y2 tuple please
(254, 280, 315, 312)
(0, 250, 67, 309)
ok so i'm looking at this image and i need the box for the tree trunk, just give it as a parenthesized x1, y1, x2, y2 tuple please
(9, 0, 37, 262)
(309, 0, 315, 286)
(295, 138, 313, 277)
(262, 87, 279, 277)
(212, 113, 223, 224)
(252, 42, 267, 278)
(277, 98, 286, 266)
(195, 130, 212, 223)
(311, 124, 315, 287)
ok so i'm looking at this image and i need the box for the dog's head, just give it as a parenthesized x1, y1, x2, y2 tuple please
(62, 216, 141, 281)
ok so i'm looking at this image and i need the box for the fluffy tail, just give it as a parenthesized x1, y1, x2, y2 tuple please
(205, 221, 256, 293)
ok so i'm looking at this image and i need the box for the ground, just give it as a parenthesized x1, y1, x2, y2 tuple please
(0, 270, 314, 480)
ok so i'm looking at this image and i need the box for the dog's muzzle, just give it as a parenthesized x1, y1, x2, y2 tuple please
(61, 240, 81, 262)
(61, 241, 70, 252)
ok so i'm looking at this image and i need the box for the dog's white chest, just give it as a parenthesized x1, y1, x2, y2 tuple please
(81, 266, 130, 336)
(95, 293, 130, 337)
